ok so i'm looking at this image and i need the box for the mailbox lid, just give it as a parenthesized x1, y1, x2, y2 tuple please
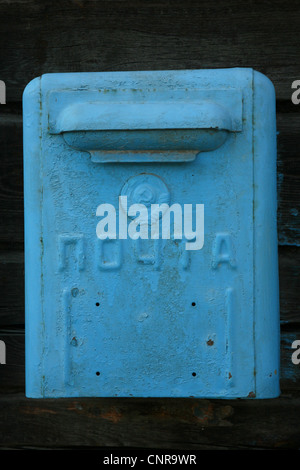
(23, 69, 279, 398)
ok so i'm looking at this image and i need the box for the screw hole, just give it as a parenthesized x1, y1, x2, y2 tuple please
(96, 371, 100, 376)
(192, 372, 197, 377)
(71, 287, 79, 298)
(96, 302, 100, 307)
(191, 302, 196, 307)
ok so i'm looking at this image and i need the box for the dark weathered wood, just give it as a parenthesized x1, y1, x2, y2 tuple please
(278, 246, 300, 325)
(0, 115, 23, 249)
(0, 0, 299, 451)
(280, 329, 300, 391)
(277, 113, 300, 246)
(0, 0, 300, 102)
(0, 393, 299, 449)
(1, 326, 299, 449)
(0, 252, 24, 326)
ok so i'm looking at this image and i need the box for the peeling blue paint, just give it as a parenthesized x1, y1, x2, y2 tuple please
(24, 69, 280, 398)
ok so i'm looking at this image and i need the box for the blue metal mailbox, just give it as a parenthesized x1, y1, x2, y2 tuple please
(23, 69, 280, 398)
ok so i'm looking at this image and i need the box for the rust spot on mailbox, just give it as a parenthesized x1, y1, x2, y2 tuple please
(23, 69, 280, 399)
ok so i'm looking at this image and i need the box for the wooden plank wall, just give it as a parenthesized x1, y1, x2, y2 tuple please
(0, 0, 299, 450)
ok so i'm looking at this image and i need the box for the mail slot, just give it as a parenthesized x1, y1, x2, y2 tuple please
(23, 69, 280, 398)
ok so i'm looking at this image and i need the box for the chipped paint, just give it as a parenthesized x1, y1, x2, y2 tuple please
(24, 69, 279, 399)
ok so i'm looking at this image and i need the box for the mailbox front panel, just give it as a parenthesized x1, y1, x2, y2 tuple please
(24, 69, 280, 398)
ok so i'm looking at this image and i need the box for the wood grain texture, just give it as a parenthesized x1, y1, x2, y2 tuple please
(277, 113, 300, 246)
(278, 246, 300, 325)
(0, 0, 300, 102)
(0, 0, 299, 451)
(0, 252, 24, 326)
(0, 393, 299, 449)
